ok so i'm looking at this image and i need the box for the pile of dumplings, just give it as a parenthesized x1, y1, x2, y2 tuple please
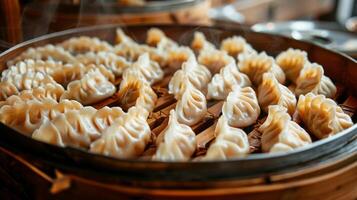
(0, 27, 354, 162)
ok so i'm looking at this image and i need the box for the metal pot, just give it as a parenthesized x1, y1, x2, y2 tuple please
(252, 21, 357, 58)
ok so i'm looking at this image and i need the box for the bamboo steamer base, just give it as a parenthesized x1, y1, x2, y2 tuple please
(0, 140, 355, 200)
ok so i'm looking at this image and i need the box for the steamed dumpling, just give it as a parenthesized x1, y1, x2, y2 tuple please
(2, 59, 60, 80)
(166, 46, 195, 69)
(122, 53, 163, 85)
(50, 99, 83, 118)
(295, 63, 323, 96)
(116, 28, 167, 65)
(296, 93, 353, 139)
(115, 28, 136, 45)
(32, 106, 124, 148)
(75, 51, 131, 76)
(8, 44, 76, 66)
(203, 115, 249, 160)
(175, 82, 207, 126)
(0, 98, 82, 135)
(198, 49, 234, 74)
(59, 36, 113, 54)
(276, 48, 308, 83)
(220, 36, 256, 58)
(207, 59, 251, 100)
(153, 110, 196, 161)
(118, 73, 157, 113)
(90, 107, 151, 159)
(92, 106, 125, 133)
(311, 75, 337, 98)
(294, 62, 336, 98)
(169, 56, 211, 98)
(146, 28, 177, 48)
(259, 105, 312, 153)
(60, 68, 116, 105)
(0, 83, 64, 107)
(222, 86, 260, 128)
(32, 107, 101, 148)
(191, 32, 216, 54)
(0, 71, 56, 101)
(258, 73, 296, 115)
(0, 98, 56, 135)
(238, 52, 285, 86)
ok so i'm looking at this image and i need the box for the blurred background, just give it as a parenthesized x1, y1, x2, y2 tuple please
(1, 0, 357, 57)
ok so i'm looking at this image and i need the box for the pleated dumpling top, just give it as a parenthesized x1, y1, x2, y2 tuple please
(259, 105, 312, 153)
(153, 110, 196, 161)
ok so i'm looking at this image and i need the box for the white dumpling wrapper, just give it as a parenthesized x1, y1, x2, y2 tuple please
(175, 81, 207, 126)
(207, 60, 251, 100)
(90, 107, 151, 159)
(75, 51, 131, 76)
(0, 83, 64, 107)
(169, 56, 211, 98)
(32, 107, 101, 148)
(220, 36, 256, 58)
(259, 105, 312, 153)
(60, 68, 116, 105)
(222, 86, 260, 128)
(276, 48, 308, 84)
(238, 51, 285, 86)
(59, 36, 113, 53)
(258, 73, 296, 115)
(0, 71, 56, 101)
(7, 44, 76, 66)
(296, 93, 353, 139)
(191, 31, 216, 54)
(153, 110, 196, 161)
(203, 115, 249, 160)
(122, 53, 163, 85)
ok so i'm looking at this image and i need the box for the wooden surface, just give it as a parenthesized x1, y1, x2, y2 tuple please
(0, 0, 22, 44)
(0, 141, 355, 199)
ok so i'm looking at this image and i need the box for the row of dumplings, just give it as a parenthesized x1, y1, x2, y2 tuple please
(151, 29, 353, 161)
(0, 27, 354, 162)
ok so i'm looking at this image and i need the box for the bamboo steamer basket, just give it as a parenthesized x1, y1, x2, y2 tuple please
(0, 24, 356, 199)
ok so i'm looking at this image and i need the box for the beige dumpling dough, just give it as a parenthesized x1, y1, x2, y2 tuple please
(119, 73, 157, 113)
(203, 115, 249, 160)
(238, 51, 285, 86)
(191, 31, 216, 54)
(90, 107, 151, 159)
(258, 73, 296, 115)
(7, 44, 76, 66)
(122, 53, 163, 85)
(75, 51, 131, 77)
(0, 71, 56, 101)
(222, 86, 260, 128)
(59, 36, 113, 53)
(175, 81, 207, 126)
(207, 59, 251, 100)
(198, 49, 233, 74)
(0, 83, 64, 107)
(153, 110, 196, 161)
(169, 56, 211, 98)
(294, 62, 337, 98)
(220, 36, 256, 58)
(60, 68, 116, 105)
(32, 107, 101, 148)
(276, 48, 308, 84)
(296, 93, 353, 139)
(259, 105, 312, 153)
